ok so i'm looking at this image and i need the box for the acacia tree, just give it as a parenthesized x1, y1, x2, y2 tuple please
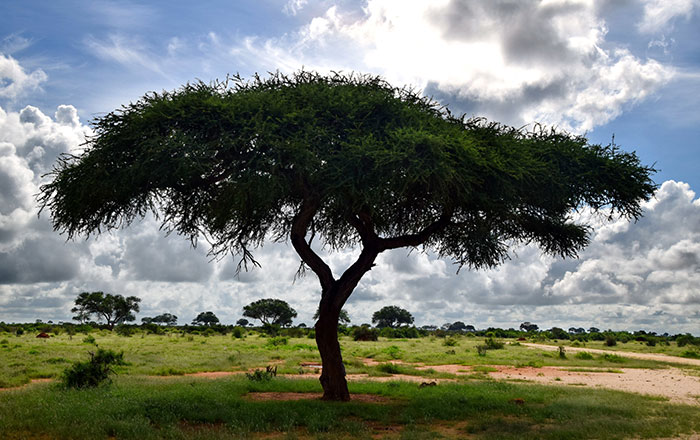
(40, 71, 655, 400)
(243, 298, 297, 327)
(71, 291, 141, 329)
(372, 306, 414, 328)
(191, 311, 219, 326)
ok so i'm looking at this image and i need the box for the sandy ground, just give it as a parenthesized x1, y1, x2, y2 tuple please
(523, 343, 700, 366)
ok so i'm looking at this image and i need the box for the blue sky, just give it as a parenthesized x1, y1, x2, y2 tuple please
(1, 0, 699, 333)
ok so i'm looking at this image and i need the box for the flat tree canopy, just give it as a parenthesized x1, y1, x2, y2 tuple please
(372, 305, 414, 328)
(71, 291, 141, 329)
(40, 71, 655, 400)
(243, 298, 297, 327)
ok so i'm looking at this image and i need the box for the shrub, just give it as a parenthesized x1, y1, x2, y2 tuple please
(352, 326, 378, 341)
(681, 350, 700, 359)
(62, 349, 124, 389)
(246, 365, 277, 381)
(575, 351, 594, 360)
(232, 327, 244, 339)
(601, 353, 626, 363)
(115, 325, 135, 337)
(0, 339, 8, 346)
(443, 337, 458, 347)
(558, 345, 566, 359)
(646, 338, 657, 347)
(267, 336, 288, 346)
(476, 345, 487, 356)
(605, 335, 617, 346)
(15, 328, 24, 336)
(82, 335, 96, 345)
(377, 363, 401, 374)
(484, 337, 504, 350)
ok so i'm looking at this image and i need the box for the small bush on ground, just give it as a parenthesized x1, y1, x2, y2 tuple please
(605, 335, 617, 346)
(267, 336, 288, 346)
(443, 337, 457, 347)
(246, 365, 277, 381)
(680, 350, 700, 359)
(575, 352, 594, 360)
(353, 326, 378, 341)
(484, 337, 504, 350)
(62, 349, 124, 389)
(82, 335, 96, 345)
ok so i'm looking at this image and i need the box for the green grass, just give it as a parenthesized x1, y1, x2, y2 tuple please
(0, 375, 698, 439)
(0, 332, 682, 388)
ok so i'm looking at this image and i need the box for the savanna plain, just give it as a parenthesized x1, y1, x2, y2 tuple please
(1, 327, 700, 440)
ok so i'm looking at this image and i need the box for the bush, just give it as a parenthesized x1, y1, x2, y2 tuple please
(476, 345, 487, 356)
(601, 353, 626, 363)
(267, 336, 288, 346)
(681, 350, 700, 359)
(15, 328, 24, 336)
(443, 337, 458, 347)
(382, 345, 401, 359)
(115, 324, 135, 337)
(246, 365, 277, 382)
(484, 337, 504, 350)
(377, 363, 401, 374)
(575, 351, 594, 360)
(605, 335, 617, 346)
(558, 345, 566, 359)
(352, 326, 378, 341)
(232, 326, 244, 339)
(82, 335, 96, 345)
(62, 349, 124, 389)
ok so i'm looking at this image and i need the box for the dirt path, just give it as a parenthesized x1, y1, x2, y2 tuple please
(523, 343, 700, 366)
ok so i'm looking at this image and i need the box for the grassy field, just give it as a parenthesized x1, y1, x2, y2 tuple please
(1, 330, 699, 439)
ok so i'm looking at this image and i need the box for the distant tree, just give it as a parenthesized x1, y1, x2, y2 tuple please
(421, 325, 438, 331)
(141, 317, 154, 324)
(313, 307, 350, 325)
(549, 327, 569, 340)
(520, 322, 539, 332)
(152, 313, 178, 326)
(236, 318, 250, 327)
(588, 327, 600, 333)
(71, 291, 141, 329)
(40, 71, 656, 400)
(448, 321, 467, 331)
(465, 324, 476, 332)
(440, 323, 453, 331)
(568, 327, 585, 334)
(243, 299, 297, 327)
(192, 311, 219, 326)
(371, 306, 414, 328)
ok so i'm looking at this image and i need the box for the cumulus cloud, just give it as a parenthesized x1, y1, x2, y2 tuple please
(0, 54, 47, 101)
(229, 0, 673, 132)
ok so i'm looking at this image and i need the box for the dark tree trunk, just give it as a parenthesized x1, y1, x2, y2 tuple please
(315, 308, 349, 401)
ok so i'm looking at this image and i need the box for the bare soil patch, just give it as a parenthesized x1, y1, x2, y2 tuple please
(523, 343, 700, 366)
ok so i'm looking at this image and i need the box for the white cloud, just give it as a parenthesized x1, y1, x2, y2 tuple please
(229, 0, 673, 132)
(0, 54, 47, 101)
(638, 0, 699, 34)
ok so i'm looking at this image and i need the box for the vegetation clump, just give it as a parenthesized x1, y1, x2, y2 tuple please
(352, 326, 378, 341)
(245, 365, 277, 382)
(62, 349, 124, 389)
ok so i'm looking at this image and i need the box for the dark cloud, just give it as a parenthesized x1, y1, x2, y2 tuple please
(0, 237, 82, 284)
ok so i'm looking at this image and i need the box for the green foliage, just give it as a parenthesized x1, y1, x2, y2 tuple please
(313, 307, 350, 325)
(352, 326, 378, 341)
(575, 351, 594, 360)
(377, 363, 402, 374)
(558, 345, 566, 359)
(680, 350, 700, 359)
(605, 334, 618, 346)
(601, 354, 626, 363)
(267, 336, 288, 347)
(443, 337, 458, 347)
(82, 335, 96, 345)
(372, 305, 414, 328)
(191, 311, 219, 326)
(231, 326, 244, 339)
(62, 349, 124, 389)
(245, 365, 277, 382)
(71, 291, 140, 329)
(243, 299, 297, 327)
(484, 337, 504, 350)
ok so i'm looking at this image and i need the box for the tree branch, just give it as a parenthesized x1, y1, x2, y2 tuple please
(291, 197, 335, 291)
(379, 209, 453, 251)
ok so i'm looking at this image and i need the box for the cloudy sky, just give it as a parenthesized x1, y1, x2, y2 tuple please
(1, 0, 699, 334)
